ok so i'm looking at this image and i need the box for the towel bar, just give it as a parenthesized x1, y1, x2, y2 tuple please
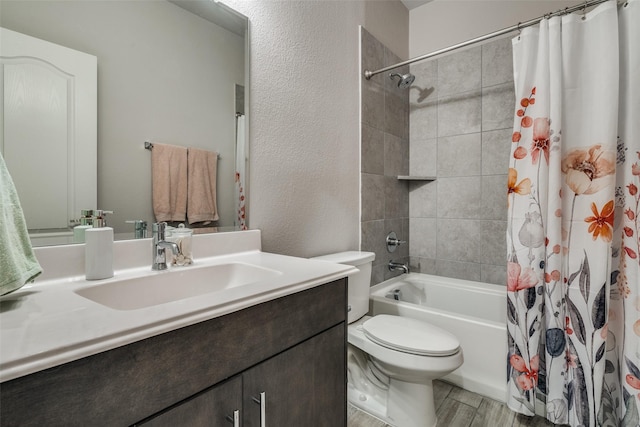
(144, 141, 220, 158)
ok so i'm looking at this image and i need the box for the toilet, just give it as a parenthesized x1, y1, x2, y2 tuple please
(312, 251, 463, 427)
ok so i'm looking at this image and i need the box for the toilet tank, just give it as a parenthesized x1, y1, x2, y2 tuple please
(311, 251, 375, 324)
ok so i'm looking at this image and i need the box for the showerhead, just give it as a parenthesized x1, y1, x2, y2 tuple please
(389, 72, 415, 89)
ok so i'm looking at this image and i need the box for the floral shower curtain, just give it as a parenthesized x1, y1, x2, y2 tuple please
(506, 1, 639, 426)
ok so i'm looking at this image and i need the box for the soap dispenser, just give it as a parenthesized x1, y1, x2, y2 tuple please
(85, 210, 114, 280)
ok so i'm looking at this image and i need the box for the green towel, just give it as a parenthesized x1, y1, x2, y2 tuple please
(0, 152, 42, 295)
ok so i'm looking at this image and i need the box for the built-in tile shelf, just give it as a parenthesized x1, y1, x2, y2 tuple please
(397, 176, 436, 181)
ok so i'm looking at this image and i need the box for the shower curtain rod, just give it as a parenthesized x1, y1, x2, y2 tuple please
(364, 0, 613, 79)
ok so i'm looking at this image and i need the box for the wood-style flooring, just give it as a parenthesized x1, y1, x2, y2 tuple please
(347, 380, 561, 427)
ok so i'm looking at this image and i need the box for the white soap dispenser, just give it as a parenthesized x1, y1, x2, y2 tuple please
(85, 210, 114, 280)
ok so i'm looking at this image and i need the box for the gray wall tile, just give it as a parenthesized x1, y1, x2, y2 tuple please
(400, 217, 410, 259)
(481, 174, 507, 221)
(410, 138, 437, 176)
(438, 47, 481, 97)
(362, 28, 514, 288)
(437, 133, 481, 177)
(436, 259, 482, 282)
(438, 91, 482, 137)
(361, 219, 386, 270)
(482, 37, 514, 88)
(482, 82, 515, 131)
(479, 220, 507, 265)
(410, 59, 438, 104)
(410, 60, 438, 142)
(383, 48, 410, 139)
(384, 133, 408, 177)
(409, 181, 437, 218)
(384, 176, 409, 219)
(362, 81, 385, 130)
(360, 27, 385, 87)
(383, 48, 405, 92)
(482, 128, 512, 175)
(410, 217, 437, 258)
(437, 177, 482, 219)
(371, 263, 386, 286)
(437, 219, 483, 263)
(410, 99, 438, 141)
(362, 124, 384, 175)
(481, 263, 507, 287)
(361, 173, 385, 221)
(361, 30, 410, 271)
(410, 256, 436, 274)
(385, 90, 409, 139)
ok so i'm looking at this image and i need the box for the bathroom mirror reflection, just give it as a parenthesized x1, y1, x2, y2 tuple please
(0, 0, 249, 247)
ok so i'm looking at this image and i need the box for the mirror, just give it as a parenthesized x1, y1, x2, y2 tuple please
(0, 0, 249, 247)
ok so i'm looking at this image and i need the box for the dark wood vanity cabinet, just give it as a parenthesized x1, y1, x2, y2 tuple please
(242, 324, 345, 427)
(138, 376, 243, 427)
(0, 278, 347, 427)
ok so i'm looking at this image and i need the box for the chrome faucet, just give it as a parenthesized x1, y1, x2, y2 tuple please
(152, 222, 180, 271)
(126, 219, 148, 239)
(388, 260, 409, 274)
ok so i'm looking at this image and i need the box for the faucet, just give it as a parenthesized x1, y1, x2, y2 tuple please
(152, 222, 180, 271)
(126, 219, 148, 239)
(388, 260, 409, 274)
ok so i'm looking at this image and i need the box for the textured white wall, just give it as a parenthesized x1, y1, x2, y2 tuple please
(409, 0, 582, 57)
(224, 0, 408, 257)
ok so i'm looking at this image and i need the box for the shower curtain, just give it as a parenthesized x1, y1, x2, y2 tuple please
(506, 1, 639, 426)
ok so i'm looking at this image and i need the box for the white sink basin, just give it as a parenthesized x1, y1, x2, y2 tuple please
(74, 263, 282, 310)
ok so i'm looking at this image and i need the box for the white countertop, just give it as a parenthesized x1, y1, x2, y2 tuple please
(0, 231, 355, 382)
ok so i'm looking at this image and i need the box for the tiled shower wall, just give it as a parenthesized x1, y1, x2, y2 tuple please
(360, 27, 410, 285)
(360, 27, 514, 286)
(408, 38, 514, 286)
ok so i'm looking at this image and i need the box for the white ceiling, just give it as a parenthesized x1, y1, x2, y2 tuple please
(400, 0, 432, 10)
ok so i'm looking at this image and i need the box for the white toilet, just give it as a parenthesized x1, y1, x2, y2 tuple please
(312, 251, 463, 427)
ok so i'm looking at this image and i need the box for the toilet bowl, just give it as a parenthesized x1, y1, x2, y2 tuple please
(312, 252, 464, 427)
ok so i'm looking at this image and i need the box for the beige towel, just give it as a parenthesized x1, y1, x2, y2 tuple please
(187, 148, 219, 225)
(152, 143, 188, 222)
(192, 226, 218, 234)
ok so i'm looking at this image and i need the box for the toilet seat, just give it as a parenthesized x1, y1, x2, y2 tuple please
(362, 314, 460, 357)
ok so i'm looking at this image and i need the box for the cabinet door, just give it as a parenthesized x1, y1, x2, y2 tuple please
(243, 324, 346, 427)
(137, 376, 242, 427)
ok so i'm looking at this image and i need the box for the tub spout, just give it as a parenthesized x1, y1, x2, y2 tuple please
(388, 260, 409, 274)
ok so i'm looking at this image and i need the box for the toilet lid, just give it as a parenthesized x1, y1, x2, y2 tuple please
(363, 315, 460, 356)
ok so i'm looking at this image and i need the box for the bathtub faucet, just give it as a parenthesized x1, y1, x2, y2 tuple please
(388, 260, 409, 274)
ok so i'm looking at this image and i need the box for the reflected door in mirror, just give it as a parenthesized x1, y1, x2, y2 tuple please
(1, 27, 97, 232)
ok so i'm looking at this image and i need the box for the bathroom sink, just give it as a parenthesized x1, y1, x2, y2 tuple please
(74, 263, 282, 311)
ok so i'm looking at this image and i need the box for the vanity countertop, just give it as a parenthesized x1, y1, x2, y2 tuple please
(0, 230, 356, 383)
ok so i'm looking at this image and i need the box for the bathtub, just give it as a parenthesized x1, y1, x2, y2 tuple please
(369, 273, 507, 403)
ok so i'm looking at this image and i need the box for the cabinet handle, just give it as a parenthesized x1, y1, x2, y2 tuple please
(225, 410, 240, 427)
(251, 391, 266, 427)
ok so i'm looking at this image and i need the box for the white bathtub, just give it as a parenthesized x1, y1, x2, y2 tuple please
(369, 273, 507, 403)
